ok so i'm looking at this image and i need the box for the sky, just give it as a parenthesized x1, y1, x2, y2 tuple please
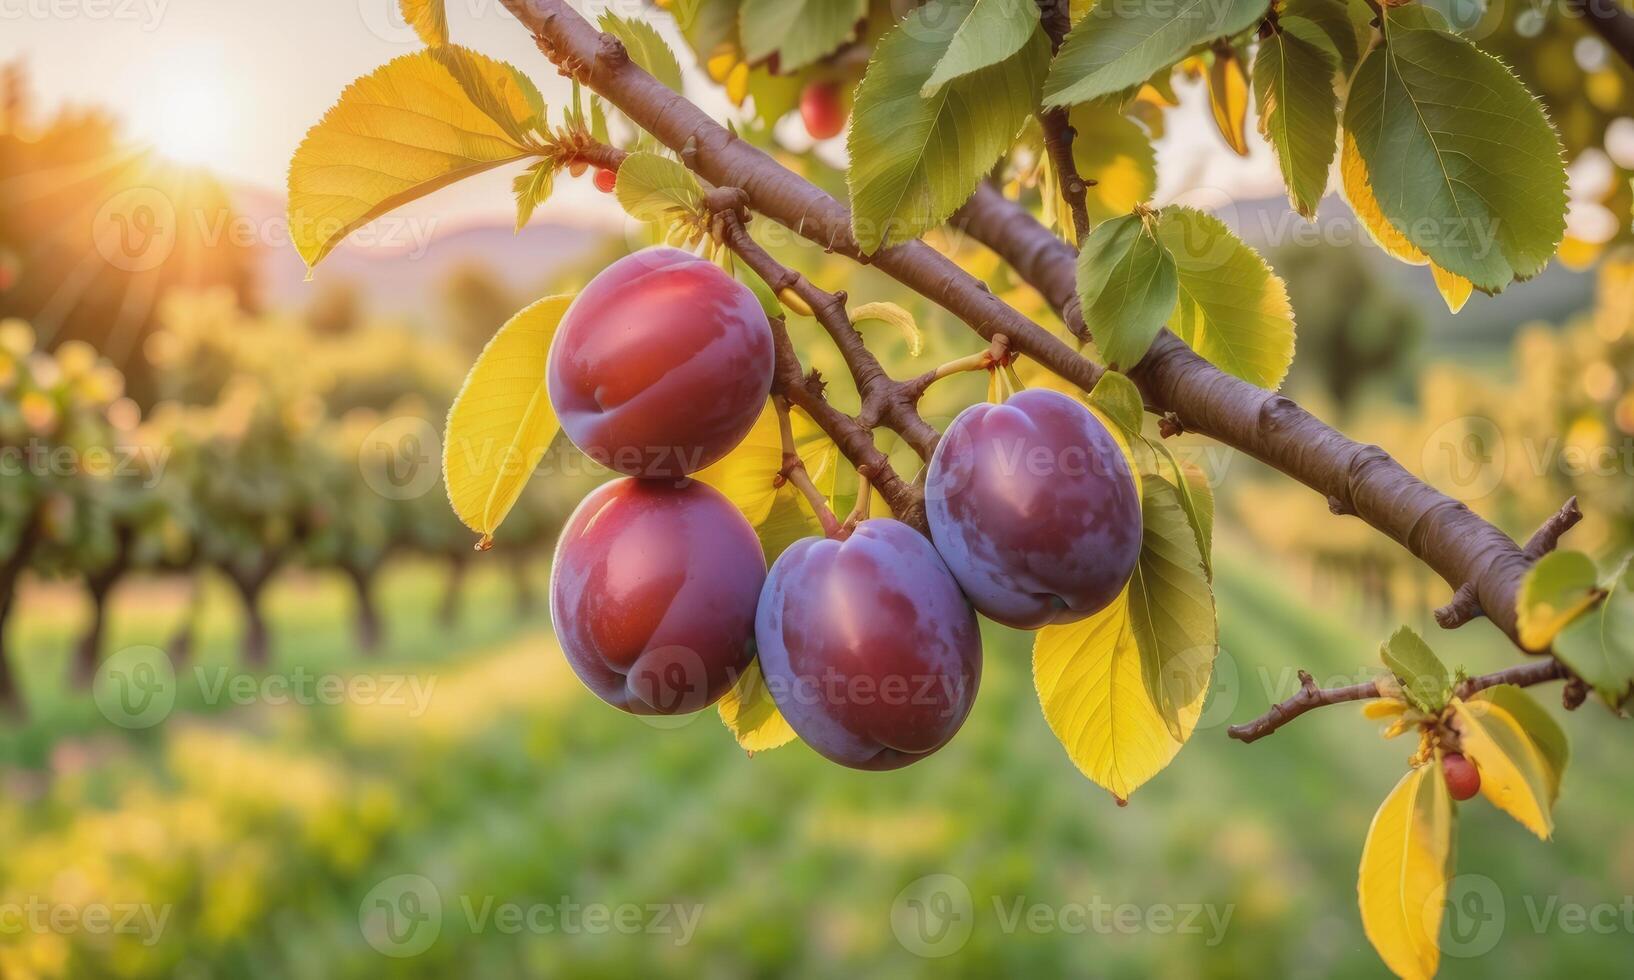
(0, 0, 1284, 230)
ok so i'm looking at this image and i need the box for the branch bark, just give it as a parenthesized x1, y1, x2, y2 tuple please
(1226, 658, 1572, 744)
(1580, 0, 1634, 71)
(507, 0, 1555, 652)
(1036, 0, 1091, 243)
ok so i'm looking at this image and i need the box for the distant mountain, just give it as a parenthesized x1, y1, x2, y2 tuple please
(229, 185, 612, 321)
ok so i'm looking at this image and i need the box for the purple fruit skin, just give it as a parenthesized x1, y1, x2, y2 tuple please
(755, 519, 982, 770)
(925, 388, 1142, 629)
(547, 246, 774, 479)
(551, 478, 766, 715)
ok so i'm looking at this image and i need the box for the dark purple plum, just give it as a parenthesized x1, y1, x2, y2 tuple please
(551, 478, 765, 714)
(547, 246, 774, 479)
(755, 519, 982, 770)
(925, 388, 1141, 629)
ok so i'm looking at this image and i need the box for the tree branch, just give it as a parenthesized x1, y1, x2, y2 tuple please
(1036, 0, 1091, 243)
(1579, 0, 1634, 72)
(1436, 496, 1582, 630)
(507, 0, 1559, 652)
(1226, 659, 1573, 744)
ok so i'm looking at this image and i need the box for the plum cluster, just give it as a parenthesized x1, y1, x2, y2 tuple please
(546, 248, 1142, 770)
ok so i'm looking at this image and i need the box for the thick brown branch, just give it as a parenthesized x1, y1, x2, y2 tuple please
(1227, 659, 1573, 744)
(1436, 496, 1582, 629)
(1580, 0, 1634, 71)
(951, 184, 1542, 648)
(511, 0, 1557, 652)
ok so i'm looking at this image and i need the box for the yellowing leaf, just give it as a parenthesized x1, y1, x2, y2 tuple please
(512, 159, 555, 233)
(1515, 549, 1601, 652)
(851, 302, 923, 357)
(443, 295, 571, 541)
(1156, 207, 1296, 390)
(1358, 763, 1456, 980)
(1207, 49, 1251, 156)
(718, 659, 798, 752)
(1454, 685, 1568, 839)
(289, 49, 536, 270)
(400, 0, 447, 46)
(1033, 489, 1211, 803)
(1068, 103, 1158, 224)
(1128, 475, 1218, 740)
(693, 400, 838, 526)
(1431, 264, 1473, 314)
(1363, 699, 1408, 720)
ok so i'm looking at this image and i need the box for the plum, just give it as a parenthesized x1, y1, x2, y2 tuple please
(547, 247, 774, 479)
(1442, 751, 1481, 801)
(925, 388, 1141, 629)
(755, 519, 982, 770)
(799, 81, 847, 140)
(551, 477, 765, 714)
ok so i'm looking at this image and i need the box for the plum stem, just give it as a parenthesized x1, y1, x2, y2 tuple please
(773, 395, 843, 539)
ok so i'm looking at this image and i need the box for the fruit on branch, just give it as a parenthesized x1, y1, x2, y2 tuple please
(1442, 751, 1481, 801)
(799, 81, 847, 140)
(593, 168, 617, 193)
(755, 520, 982, 770)
(925, 389, 1142, 629)
(548, 247, 774, 478)
(551, 478, 766, 715)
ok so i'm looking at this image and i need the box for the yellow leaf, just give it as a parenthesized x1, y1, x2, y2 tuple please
(1033, 585, 1205, 802)
(1207, 50, 1251, 156)
(442, 295, 570, 541)
(1452, 687, 1567, 840)
(288, 48, 535, 270)
(1358, 763, 1455, 980)
(1341, 131, 1475, 312)
(400, 0, 447, 46)
(1068, 102, 1158, 225)
(1364, 699, 1407, 721)
(718, 660, 798, 752)
(693, 400, 837, 526)
(851, 302, 923, 356)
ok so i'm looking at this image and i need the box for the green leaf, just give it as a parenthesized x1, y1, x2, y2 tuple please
(1129, 474, 1219, 742)
(1253, 21, 1339, 218)
(1341, 8, 1567, 292)
(921, 0, 1043, 96)
(511, 159, 555, 232)
(400, 0, 447, 46)
(740, 0, 866, 72)
(1155, 207, 1296, 389)
(1068, 102, 1157, 224)
(1086, 369, 1144, 438)
(847, 12, 1049, 252)
(1043, 0, 1270, 108)
(734, 262, 785, 319)
(1516, 549, 1603, 652)
(1146, 438, 1214, 578)
(1077, 212, 1177, 372)
(1381, 625, 1451, 713)
(288, 49, 536, 271)
(1282, 0, 1360, 76)
(1553, 558, 1634, 707)
(600, 11, 685, 92)
(614, 151, 707, 245)
(851, 302, 924, 356)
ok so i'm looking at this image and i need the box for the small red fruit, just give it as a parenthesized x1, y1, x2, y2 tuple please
(1442, 751, 1481, 801)
(593, 168, 617, 193)
(799, 81, 847, 140)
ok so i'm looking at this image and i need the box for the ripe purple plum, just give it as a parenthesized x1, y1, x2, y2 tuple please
(926, 388, 1141, 629)
(547, 247, 774, 479)
(755, 520, 982, 770)
(551, 478, 765, 715)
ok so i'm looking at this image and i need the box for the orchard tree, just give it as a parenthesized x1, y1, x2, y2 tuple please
(288, 0, 1634, 975)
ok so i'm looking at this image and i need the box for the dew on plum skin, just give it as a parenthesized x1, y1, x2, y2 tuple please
(551, 477, 765, 715)
(546, 247, 774, 479)
(926, 388, 1142, 630)
(755, 519, 982, 771)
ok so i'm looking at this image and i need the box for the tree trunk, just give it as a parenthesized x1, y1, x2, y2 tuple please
(0, 517, 41, 718)
(440, 554, 467, 628)
(72, 567, 123, 689)
(227, 561, 276, 668)
(167, 569, 203, 666)
(344, 563, 382, 655)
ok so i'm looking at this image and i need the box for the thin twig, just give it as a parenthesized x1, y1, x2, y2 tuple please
(772, 395, 842, 538)
(1436, 496, 1582, 630)
(1036, 2, 1091, 243)
(1226, 659, 1572, 744)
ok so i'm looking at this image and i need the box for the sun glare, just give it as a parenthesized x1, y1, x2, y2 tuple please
(134, 76, 236, 168)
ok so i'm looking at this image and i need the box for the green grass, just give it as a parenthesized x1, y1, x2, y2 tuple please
(0, 545, 1628, 978)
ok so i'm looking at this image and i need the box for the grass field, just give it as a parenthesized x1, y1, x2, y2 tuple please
(0, 543, 1628, 978)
